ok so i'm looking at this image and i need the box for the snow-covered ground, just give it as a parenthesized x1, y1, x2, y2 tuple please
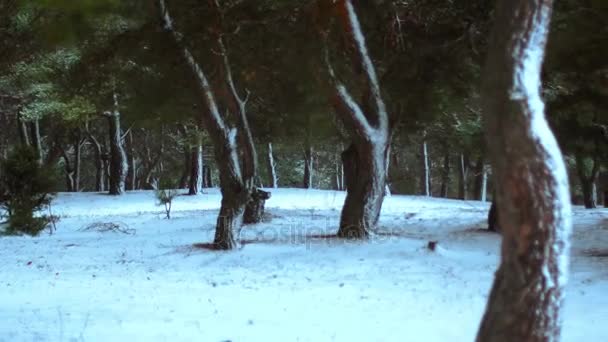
(0, 189, 606, 341)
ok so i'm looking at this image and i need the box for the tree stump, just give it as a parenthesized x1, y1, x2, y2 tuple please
(243, 189, 271, 224)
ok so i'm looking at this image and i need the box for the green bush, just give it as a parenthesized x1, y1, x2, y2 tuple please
(0, 146, 56, 236)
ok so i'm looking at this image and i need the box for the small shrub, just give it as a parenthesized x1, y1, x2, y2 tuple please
(0, 146, 56, 236)
(155, 188, 178, 219)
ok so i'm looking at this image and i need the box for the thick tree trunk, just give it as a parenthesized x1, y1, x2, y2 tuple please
(188, 142, 203, 195)
(458, 153, 469, 200)
(476, 0, 572, 341)
(243, 189, 271, 224)
(323, 0, 391, 239)
(580, 179, 597, 209)
(420, 140, 430, 196)
(338, 142, 389, 238)
(440, 152, 450, 198)
(105, 94, 128, 195)
(303, 145, 313, 189)
(266, 142, 278, 188)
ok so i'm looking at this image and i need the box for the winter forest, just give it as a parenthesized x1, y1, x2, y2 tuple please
(0, 0, 607, 341)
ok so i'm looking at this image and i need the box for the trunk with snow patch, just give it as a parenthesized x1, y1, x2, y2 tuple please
(476, 0, 572, 340)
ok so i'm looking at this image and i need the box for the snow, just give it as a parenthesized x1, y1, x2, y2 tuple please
(1, 189, 606, 341)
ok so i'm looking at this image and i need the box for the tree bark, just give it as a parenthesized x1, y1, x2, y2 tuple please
(266, 142, 278, 188)
(204, 165, 213, 188)
(575, 153, 599, 209)
(243, 188, 271, 224)
(476, 0, 572, 341)
(440, 152, 450, 198)
(420, 140, 430, 196)
(105, 93, 128, 195)
(29, 119, 42, 165)
(188, 141, 203, 195)
(458, 153, 469, 200)
(303, 144, 313, 189)
(473, 155, 486, 201)
(126, 130, 136, 190)
(159, 0, 261, 250)
(323, 0, 390, 238)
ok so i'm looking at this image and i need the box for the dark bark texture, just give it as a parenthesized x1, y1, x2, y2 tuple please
(243, 189, 271, 224)
(105, 100, 128, 195)
(476, 0, 572, 341)
(324, 0, 390, 239)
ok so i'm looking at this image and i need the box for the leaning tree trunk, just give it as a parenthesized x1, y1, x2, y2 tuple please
(475, 0, 572, 341)
(323, 0, 390, 238)
(266, 142, 278, 189)
(104, 93, 128, 196)
(420, 140, 430, 196)
(160, 0, 260, 249)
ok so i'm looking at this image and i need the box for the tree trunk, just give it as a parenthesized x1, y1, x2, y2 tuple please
(575, 153, 599, 209)
(88, 134, 105, 192)
(29, 119, 42, 165)
(323, 0, 391, 239)
(17, 116, 30, 146)
(243, 188, 271, 224)
(188, 142, 203, 195)
(473, 156, 486, 200)
(420, 140, 430, 196)
(487, 199, 499, 232)
(476, 0, 572, 340)
(179, 145, 190, 189)
(126, 130, 136, 190)
(105, 93, 128, 195)
(266, 142, 278, 188)
(204, 165, 213, 188)
(303, 144, 313, 189)
(160, 0, 261, 250)
(458, 153, 469, 200)
(440, 152, 450, 198)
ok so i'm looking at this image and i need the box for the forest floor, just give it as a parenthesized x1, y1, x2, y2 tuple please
(0, 189, 607, 341)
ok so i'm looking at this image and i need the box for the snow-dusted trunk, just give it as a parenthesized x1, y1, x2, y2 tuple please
(458, 153, 468, 200)
(481, 167, 488, 202)
(105, 93, 128, 196)
(324, 0, 390, 238)
(159, 0, 259, 249)
(88, 134, 105, 192)
(575, 153, 599, 209)
(334, 150, 345, 191)
(440, 152, 450, 198)
(188, 142, 203, 195)
(303, 145, 314, 189)
(420, 140, 430, 196)
(266, 142, 278, 188)
(476, 0, 572, 341)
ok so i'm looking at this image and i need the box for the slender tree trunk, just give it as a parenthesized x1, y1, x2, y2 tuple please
(473, 156, 486, 200)
(105, 93, 128, 195)
(303, 144, 313, 189)
(29, 119, 42, 165)
(458, 153, 469, 200)
(476, 0, 572, 340)
(88, 134, 105, 192)
(481, 167, 488, 202)
(126, 130, 136, 190)
(189, 141, 203, 195)
(266, 142, 278, 188)
(204, 165, 213, 188)
(73, 137, 82, 192)
(420, 140, 430, 196)
(440, 152, 450, 198)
